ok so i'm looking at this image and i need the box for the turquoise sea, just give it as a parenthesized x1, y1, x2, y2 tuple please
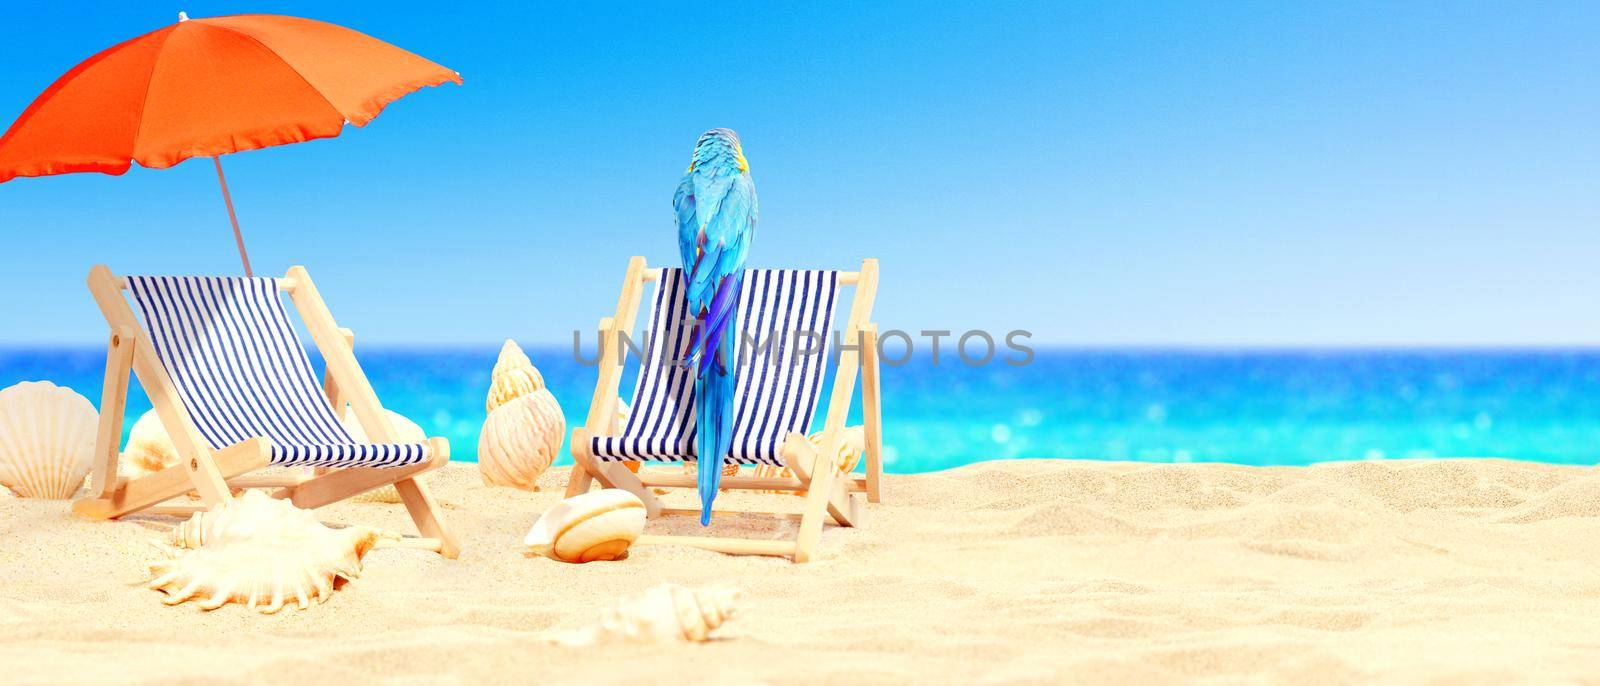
(6, 346, 1600, 472)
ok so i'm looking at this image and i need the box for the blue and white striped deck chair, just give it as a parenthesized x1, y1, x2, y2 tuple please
(567, 257, 885, 563)
(75, 265, 458, 558)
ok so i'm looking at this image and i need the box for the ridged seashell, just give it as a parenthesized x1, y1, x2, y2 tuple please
(151, 490, 394, 613)
(121, 409, 179, 479)
(683, 459, 741, 479)
(753, 426, 868, 494)
(339, 407, 426, 503)
(167, 486, 323, 549)
(486, 340, 546, 413)
(0, 381, 98, 498)
(340, 406, 428, 444)
(548, 583, 741, 645)
(479, 389, 564, 490)
(611, 398, 629, 434)
(524, 488, 645, 563)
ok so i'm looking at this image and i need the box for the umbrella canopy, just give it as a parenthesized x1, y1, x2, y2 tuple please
(0, 13, 459, 181)
(0, 13, 459, 275)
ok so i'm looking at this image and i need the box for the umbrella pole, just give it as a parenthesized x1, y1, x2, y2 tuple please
(212, 156, 254, 277)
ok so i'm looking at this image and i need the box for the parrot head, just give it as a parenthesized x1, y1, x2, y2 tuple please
(687, 128, 748, 174)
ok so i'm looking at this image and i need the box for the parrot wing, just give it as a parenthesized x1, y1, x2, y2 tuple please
(685, 172, 756, 311)
(673, 172, 699, 274)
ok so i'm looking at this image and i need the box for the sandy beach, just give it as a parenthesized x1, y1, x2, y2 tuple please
(4, 458, 1600, 685)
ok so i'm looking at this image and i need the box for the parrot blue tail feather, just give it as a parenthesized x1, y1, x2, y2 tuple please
(695, 274, 743, 524)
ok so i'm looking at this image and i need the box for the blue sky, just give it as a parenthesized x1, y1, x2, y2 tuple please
(0, 1, 1596, 346)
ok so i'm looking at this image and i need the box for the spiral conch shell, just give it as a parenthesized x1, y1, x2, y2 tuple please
(547, 583, 741, 645)
(486, 339, 546, 413)
(525, 488, 646, 563)
(151, 490, 393, 613)
(753, 426, 867, 494)
(480, 390, 565, 489)
(0, 381, 98, 498)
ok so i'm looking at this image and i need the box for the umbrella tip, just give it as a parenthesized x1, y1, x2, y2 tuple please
(178, 11, 189, 22)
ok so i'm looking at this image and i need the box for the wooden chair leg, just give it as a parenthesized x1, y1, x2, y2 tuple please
(791, 434, 863, 564)
(90, 327, 135, 498)
(277, 438, 459, 558)
(73, 438, 270, 520)
(564, 428, 597, 497)
(861, 323, 884, 504)
(393, 475, 459, 559)
(568, 429, 663, 515)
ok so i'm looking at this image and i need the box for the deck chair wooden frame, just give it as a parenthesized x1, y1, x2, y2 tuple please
(564, 257, 883, 563)
(72, 265, 460, 558)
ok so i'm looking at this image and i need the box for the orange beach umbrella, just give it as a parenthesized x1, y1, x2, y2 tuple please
(0, 13, 460, 275)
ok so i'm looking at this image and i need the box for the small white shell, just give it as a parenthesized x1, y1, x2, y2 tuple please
(479, 389, 564, 490)
(338, 407, 427, 503)
(339, 406, 428, 444)
(684, 459, 741, 479)
(525, 488, 645, 563)
(549, 583, 741, 645)
(151, 490, 393, 613)
(486, 339, 546, 413)
(611, 398, 629, 434)
(753, 426, 868, 493)
(121, 409, 179, 479)
(0, 381, 98, 498)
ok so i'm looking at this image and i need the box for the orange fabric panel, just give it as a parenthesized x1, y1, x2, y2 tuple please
(204, 15, 461, 126)
(133, 23, 344, 169)
(0, 27, 172, 181)
(0, 14, 459, 183)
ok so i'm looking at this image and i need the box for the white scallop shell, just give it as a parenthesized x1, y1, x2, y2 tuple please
(121, 409, 179, 479)
(479, 389, 564, 490)
(337, 407, 427, 504)
(548, 583, 741, 645)
(339, 406, 428, 444)
(151, 490, 394, 613)
(0, 381, 98, 498)
(524, 488, 645, 563)
(486, 339, 546, 413)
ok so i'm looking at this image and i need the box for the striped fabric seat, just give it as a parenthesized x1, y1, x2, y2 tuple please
(592, 268, 840, 467)
(125, 276, 429, 468)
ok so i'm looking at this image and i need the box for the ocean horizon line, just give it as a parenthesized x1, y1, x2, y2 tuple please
(10, 341, 1600, 353)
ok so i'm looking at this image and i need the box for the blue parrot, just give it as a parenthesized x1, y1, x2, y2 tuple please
(674, 128, 757, 525)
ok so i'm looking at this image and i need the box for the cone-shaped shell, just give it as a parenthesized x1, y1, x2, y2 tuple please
(550, 583, 742, 645)
(479, 389, 564, 490)
(0, 381, 97, 498)
(822, 425, 868, 475)
(753, 426, 868, 494)
(525, 488, 645, 563)
(486, 340, 546, 413)
(121, 409, 180, 480)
